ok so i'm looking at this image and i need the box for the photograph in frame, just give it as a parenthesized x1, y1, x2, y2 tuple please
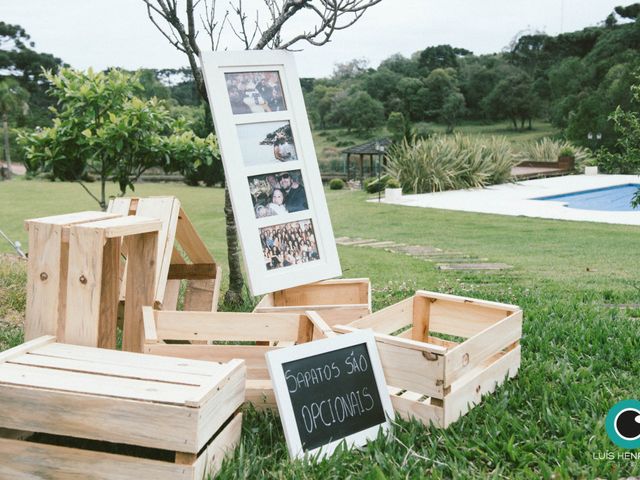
(260, 219, 320, 270)
(237, 121, 298, 167)
(249, 169, 309, 219)
(225, 71, 287, 114)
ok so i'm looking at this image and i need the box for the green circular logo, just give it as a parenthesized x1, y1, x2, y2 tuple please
(606, 400, 640, 449)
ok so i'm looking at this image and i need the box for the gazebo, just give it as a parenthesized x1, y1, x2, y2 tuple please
(342, 138, 392, 182)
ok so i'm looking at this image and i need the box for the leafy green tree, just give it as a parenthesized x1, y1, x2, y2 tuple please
(483, 69, 538, 130)
(396, 77, 428, 121)
(328, 90, 384, 133)
(417, 45, 469, 74)
(423, 68, 460, 120)
(386, 111, 407, 143)
(306, 84, 341, 129)
(615, 3, 640, 20)
(0, 79, 29, 178)
(19, 68, 192, 209)
(596, 74, 640, 178)
(362, 68, 401, 112)
(378, 53, 420, 78)
(440, 92, 467, 133)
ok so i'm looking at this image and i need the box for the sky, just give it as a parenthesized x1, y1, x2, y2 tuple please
(1, 0, 636, 78)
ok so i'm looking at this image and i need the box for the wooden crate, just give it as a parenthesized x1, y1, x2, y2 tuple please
(0, 336, 245, 480)
(253, 278, 371, 327)
(335, 290, 522, 428)
(142, 308, 334, 411)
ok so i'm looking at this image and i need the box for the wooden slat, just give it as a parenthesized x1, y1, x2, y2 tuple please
(98, 237, 120, 349)
(443, 346, 521, 427)
(334, 325, 448, 355)
(373, 340, 446, 399)
(24, 211, 118, 228)
(430, 300, 511, 338)
(412, 295, 431, 342)
(0, 336, 56, 363)
(0, 364, 202, 405)
(193, 413, 243, 480)
(175, 208, 214, 264)
(188, 359, 245, 406)
(143, 306, 158, 343)
(123, 231, 158, 352)
(145, 344, 276, 381)
(154, 311, 303, 342)
(245, 379, 276, 410)
(107, 197, 133, 216)
(278, 279, 370, 307)
(346, 297, 413, 334)
(33, 342, 225, 377)
(0, 437, 194, 480)
(391, 393, 443, 427)
(444, 311, 522, 386)
(136, 197, 181, 305)
(195, 364, 245, 450)
(25, 222, 62, 341)
(305, 311, 337, 338)
(76, 215, 162, 239)
(416, 290, 520, 312)
(64, 226, 105, 347)
(168, 263, 217, 280)
(8, 354, 209, 386)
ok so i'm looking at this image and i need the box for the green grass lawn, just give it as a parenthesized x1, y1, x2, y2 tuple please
(0, 178, 639, 478)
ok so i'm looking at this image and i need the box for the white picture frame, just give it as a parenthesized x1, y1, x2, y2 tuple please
(200, 50, 341, 296)
(265, 330, 394, 460)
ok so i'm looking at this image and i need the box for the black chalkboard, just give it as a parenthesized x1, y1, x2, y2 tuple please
(281, 342, 387, 451)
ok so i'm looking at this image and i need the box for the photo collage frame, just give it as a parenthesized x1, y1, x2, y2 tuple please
(201, 51, 341, 295)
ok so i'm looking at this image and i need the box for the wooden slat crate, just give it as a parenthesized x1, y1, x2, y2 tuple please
(0, 336, 245, 479)
(253, 278, 371, 328)
(142, 308, 334, 411)
(335, 290, 522, 428)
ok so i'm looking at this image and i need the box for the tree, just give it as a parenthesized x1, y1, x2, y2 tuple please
(417, 45, 469, 74)
(142, 0, 382, 305)
(0, 79, 29, 178)
(483, 69, 538, 130)
(422, 68, 459, 120)
(328, 90, 384, 132)
(386, 111, 406, 143)
(440, 92, 466, 133)
(19, 68, 191, 209)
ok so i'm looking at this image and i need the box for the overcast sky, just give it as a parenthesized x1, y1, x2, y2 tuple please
(1, 0, 636, 78)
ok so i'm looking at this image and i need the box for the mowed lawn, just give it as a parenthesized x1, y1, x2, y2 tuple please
(1, 178, 639, 478)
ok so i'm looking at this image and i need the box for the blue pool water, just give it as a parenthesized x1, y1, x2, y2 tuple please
(536, 184, 640, 212)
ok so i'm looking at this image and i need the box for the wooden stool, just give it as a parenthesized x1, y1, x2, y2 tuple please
(65, 215, 161, 352)
(24, 211, 121, 342)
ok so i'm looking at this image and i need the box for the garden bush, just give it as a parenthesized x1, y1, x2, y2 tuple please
(516, 138, 593, 171)
(329, 178, 345, 190)
(364, 174, 391, 193)
(386, 134, 516, 194)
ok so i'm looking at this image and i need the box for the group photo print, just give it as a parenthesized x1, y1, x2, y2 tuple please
(237, 121, 298, 167)
(260, 219, 320, 271)
(249, 169, 309, 219)
(225, 71, 286, 115)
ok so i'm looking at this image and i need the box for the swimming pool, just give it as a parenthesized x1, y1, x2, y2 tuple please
(536, 183, 640, 212)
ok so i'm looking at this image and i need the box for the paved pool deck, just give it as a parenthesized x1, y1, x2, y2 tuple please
(377, 174, 640, 226)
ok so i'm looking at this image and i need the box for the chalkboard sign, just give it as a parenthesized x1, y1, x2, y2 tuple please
(266, 330, 394, 459)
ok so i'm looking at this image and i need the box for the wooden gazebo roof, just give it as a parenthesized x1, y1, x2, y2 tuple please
(341, 138, 392, 155)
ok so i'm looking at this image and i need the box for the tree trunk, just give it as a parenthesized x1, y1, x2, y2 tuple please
(528, 118, 532, 130)
(223, 186, 244, 306)
(2, 113, 12, 179)
(511, 117, 518, 130)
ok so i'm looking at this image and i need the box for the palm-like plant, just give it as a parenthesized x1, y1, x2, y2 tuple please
(0, 79, 29, 179)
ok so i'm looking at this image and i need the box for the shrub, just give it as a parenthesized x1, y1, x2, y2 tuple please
(364, 174, 391, 193)
(335, 140, 356, 147)
(516, 138, 593, 171)
(329, 178, 345, 190)
(385, 134, 517, 194)
(385, 178, 401, 189)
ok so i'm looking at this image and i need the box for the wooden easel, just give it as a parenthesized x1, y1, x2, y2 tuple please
(107, 196, 222, 312)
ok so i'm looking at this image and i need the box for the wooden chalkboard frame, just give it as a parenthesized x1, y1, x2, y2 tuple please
(266, 329, 394, 459)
